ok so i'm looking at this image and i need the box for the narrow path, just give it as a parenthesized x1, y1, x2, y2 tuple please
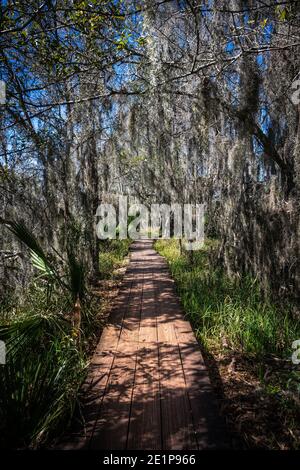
(61, 240, 229, 450)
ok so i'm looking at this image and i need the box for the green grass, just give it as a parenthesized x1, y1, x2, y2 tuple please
(155, 239, 300, 357)
(98, 238, 131, 279)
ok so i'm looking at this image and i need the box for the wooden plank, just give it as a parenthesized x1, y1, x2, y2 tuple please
(89, 273, 143, 449)
(95, 277, 133, 352)
(120, 275, 143, 343)
(89, 357, 138, 450)
(178, 341, 229, 449)
(159, 343, 197, 450)
(127, 343, 161, 450)
(57, 277, 135, 450)
(127, 264, 161, 449)
(154, 273, 178, 345)
(152, 250, 198, 449)
(139, 274, 158, 344)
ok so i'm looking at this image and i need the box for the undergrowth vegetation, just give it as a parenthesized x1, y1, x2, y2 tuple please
(99, 239, 131, 279)
(0, 223, 130, 449)
(155, 239, 299, 356)
(155, 238, 300, 448)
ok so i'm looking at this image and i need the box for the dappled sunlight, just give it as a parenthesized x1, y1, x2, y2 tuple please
(58, 240, 229, 450)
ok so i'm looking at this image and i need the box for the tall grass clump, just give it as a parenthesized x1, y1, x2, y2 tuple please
(155, 239, 300, 357)
(98, 238, 131, 279)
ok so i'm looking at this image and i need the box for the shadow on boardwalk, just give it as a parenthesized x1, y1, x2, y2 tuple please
(57, 240, 231, 450)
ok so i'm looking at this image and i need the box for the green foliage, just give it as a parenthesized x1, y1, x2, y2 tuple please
(137, 36, 147, 47)
(115, 31, 132, 50)
(2, 219, 85, 302)
(0, 297, 88, 449)
(0, 226, 131, 448)
(0, 220, 99, 448)
(155, 239, 300, 357)
(99, 238, 131, 279)
(275, 5, 289, 21)
(67, 251, 86, 302)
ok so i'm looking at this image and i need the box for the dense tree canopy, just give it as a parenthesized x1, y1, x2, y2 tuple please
(1, 0, 300, 299)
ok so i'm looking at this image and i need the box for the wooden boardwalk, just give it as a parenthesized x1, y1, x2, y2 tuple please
(60, 240, 229, 450)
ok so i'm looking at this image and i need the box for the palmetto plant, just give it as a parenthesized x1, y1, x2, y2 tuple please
(0, 219, 91, 448)
(0, 325, 86, 448)
(2, 219, 86, 302)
